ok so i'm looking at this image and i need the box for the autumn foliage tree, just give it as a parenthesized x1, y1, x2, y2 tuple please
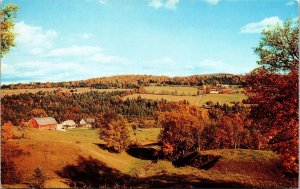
(1, 121, 14, 142)
(245, 20, 298, 176)
(31, 108, 48, 118)
(159, 109, 204, 160)
(1, 3, 19, 57)
(201, 113, 249, 150)
(1, 154, 21, 184)
(99, 111, 129, 153)
(215, 114, 244, 149)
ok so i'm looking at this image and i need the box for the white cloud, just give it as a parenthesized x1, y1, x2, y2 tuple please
(165, 0, 180, 9)
(197, 59, 253, 74)
(149, 0, 180, 10)
(240, 16, 283, 34)
(2, 60, 89, 83)
(46, 45, 125, 63)
(98, 0, 107, 4)
(15, 21, 58, 54)
(285, 1, 294, 6)
(149, 0, 163, 9)
(46, 45, 102, 57)
(2, 58, 130, 84)
(81, 33, 94, 39)
(204, 0, 220, 5)
(145, 57, 175, 65)
(285, 0, 299, 6)
(87, 54, 125, 63)
(85, 0, 107, 4)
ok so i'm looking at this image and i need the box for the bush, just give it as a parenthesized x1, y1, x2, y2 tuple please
(1, 158, 22, 184)
(31, 166, 47, 188)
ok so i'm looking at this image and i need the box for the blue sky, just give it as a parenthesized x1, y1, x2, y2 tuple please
(2, 0, 298, 84)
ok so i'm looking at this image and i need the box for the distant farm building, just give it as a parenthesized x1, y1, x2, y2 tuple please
(56, 124, 66, 131)
(217, 84, 230, 89)
(221, 90, 233, 94)
(197, 90, 204, 95)
(62, 120, 77, 129)
(210, 90, 219, 94)
(28, 117, 57, 130)
(80, 118, 95, 128)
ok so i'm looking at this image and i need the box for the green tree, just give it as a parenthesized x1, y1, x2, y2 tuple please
(254, 20, 298, 73)
(1, 4, 19, 57)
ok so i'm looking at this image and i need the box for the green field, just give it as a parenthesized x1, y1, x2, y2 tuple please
(124, 93, 247, 106)
(123, 86, 248, 106)
(129, 128, 161, 145)
(144, 86, 199, 96)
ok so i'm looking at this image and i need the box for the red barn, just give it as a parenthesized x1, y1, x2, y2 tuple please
(222, 90, 233, 94)
(28, 117, 57, 130)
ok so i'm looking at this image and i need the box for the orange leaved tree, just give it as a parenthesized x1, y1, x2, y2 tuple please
(245, 19, 298, 176)
(1, 121, 14, 142)
(159, 110, 204, 161)
(99, 111, 129, 153)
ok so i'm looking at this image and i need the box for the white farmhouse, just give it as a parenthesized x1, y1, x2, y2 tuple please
(80, 118, 95, 128)
(62, 120, 77, 129)
(56, 124, 66, 131)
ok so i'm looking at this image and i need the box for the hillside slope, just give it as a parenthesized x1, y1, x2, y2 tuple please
(3, 128, 290, 188)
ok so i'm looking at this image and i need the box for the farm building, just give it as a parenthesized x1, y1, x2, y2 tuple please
(217, 84, 230, 89)
(28, 117, 57, 130)
(56, 124, 66, 131)
(221, 90, 233, 94)
(62, 120, 77, 129)
(197, 90, 204, 95)
(80, 118, 95, 128)
(210, 90, 220, 94)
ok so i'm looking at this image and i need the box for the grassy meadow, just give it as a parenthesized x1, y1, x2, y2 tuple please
(125, 86, 247, 106)
(144, 86, 199, 96)
(3, 127, 290, 188)
(124, 93, 247, 106)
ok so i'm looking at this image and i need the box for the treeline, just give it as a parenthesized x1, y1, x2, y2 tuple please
(1, 74, 245, 89)
(1, 90, 167, 125)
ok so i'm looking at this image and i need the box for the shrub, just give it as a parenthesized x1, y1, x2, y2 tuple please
(31, 166, 47, 188)
(1, 158, 22, 184)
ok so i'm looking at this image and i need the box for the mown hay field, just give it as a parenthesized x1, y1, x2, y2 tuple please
(144, 86, 199, 96)
(124, 93, 247, 106)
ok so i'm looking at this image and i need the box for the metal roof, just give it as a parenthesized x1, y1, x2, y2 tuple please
(62, 120, 76, 126)
(33, 117, 57, 126)
(84, 118, 95, 123)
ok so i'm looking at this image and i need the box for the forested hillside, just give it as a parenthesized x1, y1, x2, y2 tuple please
(1, 74, 244, 89)
(1, 90, 166, 125)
